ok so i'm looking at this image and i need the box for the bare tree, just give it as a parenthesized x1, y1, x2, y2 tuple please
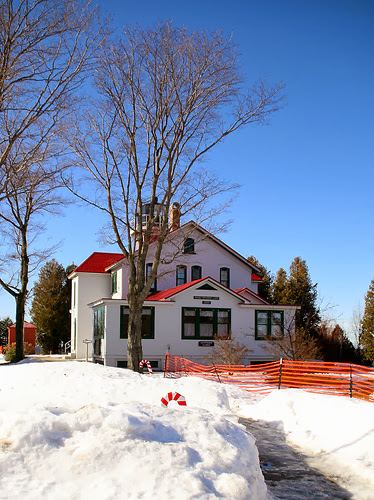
(261, 312, 322, 361)
(0, 0, 106, 199)
(0, 138, 65, 361)
(205, 335, 249, 366)
(68, 22, 284, 371)
(0, 0, 106, 361)
(350, 304, 363, 350)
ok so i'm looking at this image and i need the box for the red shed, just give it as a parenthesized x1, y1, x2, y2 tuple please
(8, 322, 36, 348)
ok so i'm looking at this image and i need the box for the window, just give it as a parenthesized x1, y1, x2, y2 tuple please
(73, 282, 76, 308)
(191, 265, 202, 281)
(255, 310, 284, 340)
(93, 306, 105, 355)
(120, 306, 155, 339)
(73, 318, 77, 350)
(146, 263, 157, 292)
(117, 360, 159, 369)
(220, 267, 230, 288)
(183, 238, 195, 254)
(111, 271, 117, 294)
(182, 308, 231, 339)
(176, 265, 187, 286)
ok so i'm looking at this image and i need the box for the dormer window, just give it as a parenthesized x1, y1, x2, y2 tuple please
(176, 265, 187, 286)
(183, 238, 195, 254)
(220, 267, 230, 288)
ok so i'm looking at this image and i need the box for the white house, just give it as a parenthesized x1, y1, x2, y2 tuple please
(69, 206, 297, 369)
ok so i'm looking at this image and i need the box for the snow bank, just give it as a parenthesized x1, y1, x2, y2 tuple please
(0, 362, 266, 500)
(237, 388, 374, 491)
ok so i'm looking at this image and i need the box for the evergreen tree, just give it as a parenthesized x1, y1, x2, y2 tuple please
(265, 257, 322, 361)
(319, 322, 361, 363)
(270, 268, 288, 304)
(286, 257, 320, 332)
(247, 255, 273, 302)
(0, 317, 13, 346)
(361, 278, 374, 364)
(30, 260, 73, 354)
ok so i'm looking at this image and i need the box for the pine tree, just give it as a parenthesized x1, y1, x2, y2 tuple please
(30, 260, 73, 354)
(0, 317, 13, 346)
(247, 255, 273, 302)
(286, 257, 320, 332)
(270, 268, 288, 304)
(264, 257, 322, 361)
(361, 278, 374, 364)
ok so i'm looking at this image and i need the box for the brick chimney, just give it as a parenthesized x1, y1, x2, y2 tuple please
(169, 202, 180, 231)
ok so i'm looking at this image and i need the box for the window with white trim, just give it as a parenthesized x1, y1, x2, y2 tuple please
(182, 308, 231, 339)
(176, 265, 187, 286)
(220, 267, 230, 288)
(255, 310, 284, 340)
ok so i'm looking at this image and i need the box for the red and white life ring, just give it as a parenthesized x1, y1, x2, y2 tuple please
(139, 359, 153, 374)
(161, 392, 187, 407)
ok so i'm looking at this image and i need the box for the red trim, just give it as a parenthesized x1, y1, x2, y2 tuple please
(251, 273, 262, 282)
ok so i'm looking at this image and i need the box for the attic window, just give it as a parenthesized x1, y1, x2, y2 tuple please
(220, 267, 230, 288)
(183, 238, 195, 254)
(196, 283, 217, 291)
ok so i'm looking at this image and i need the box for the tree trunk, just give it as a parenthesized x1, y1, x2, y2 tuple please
(127, 303, 143, 371)
(15, 225, 29, 362)
(15, 294, 25, 361)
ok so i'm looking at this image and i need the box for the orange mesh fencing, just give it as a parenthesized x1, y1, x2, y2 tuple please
(164, 353, 374, 402)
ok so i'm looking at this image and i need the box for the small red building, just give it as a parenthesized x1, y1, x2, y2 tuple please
(8, 322, 36, 348)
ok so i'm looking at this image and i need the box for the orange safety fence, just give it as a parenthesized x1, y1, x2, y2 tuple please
(164, 353, 374, 403)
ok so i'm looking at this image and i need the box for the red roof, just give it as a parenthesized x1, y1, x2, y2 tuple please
(8, 321, 37, 330)
(72, 252, 124, 274)
(234, 287, 270, 304)
(145, 278, 205, 301)
(251, 273, 262, 282)
(146, 276, 247, 302)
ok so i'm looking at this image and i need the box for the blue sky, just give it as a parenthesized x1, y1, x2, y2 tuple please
(1, 0, 373, 334)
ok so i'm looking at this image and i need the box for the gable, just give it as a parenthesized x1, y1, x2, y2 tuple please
(145, 277, 245, 303)
(196, 283, 217, 291)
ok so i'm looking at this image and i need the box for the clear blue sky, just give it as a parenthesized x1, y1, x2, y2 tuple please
(1, 0, 373, 335)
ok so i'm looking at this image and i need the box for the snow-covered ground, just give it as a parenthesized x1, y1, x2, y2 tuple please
(0, 357, 373, 499)
(236, 389, 374, 499)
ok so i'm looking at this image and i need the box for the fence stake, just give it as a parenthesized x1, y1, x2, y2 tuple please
(350, 363, 353, 398)
(278, 358, 283, 390)
(213, 364, 221, 383)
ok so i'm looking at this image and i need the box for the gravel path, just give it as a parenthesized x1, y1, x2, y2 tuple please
(239, 417, 353, 499)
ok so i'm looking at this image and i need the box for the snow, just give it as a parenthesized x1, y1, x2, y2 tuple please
(0, 360, 265, 500)
(0, 357, 373, 499)
(236, 389, 374, 499)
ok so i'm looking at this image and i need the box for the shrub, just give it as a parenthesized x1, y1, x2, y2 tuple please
(204, 334, 249, 366)
(3, 342, 34, 362)
(3, 343, 17, 362)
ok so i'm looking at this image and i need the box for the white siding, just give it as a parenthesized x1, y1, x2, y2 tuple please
(70, 273, 111, 359)
(101, 281, 276, 368)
